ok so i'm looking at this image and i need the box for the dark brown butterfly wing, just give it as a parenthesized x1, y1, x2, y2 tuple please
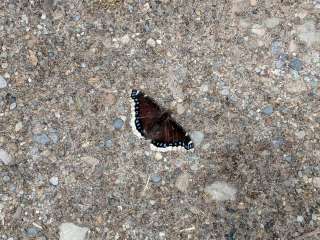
(150, 118, 193, 150)
(131, 89, 162, 138)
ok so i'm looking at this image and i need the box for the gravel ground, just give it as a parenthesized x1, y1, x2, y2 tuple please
(0, 0, 320, 239)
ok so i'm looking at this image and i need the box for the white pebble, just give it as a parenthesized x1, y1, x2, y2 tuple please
(59, 222, 89, 240)
(154, 152, 162, 160)
(190, 131, 204, 146)
(205, 181, 237, 201)
(49, 176, 59, 186)
(146, 38, 156, 47)
(0, 75, 7, 88)
(0, 149, 12, 165)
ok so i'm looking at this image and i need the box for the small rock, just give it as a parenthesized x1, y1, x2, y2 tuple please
(296, 21, 320, 47)
(261, 105, 273, 115)
(49, 176, 59, 186)
(286, 79, 307, 93)
(251, 24, 266, 37)
(190, 131, 204, 146)
(73, 15, 81, 21)
(80, 63, 86, 68)
(113, 118, 124, 129)
(33, 133, 50, 145)
(175, 173, 190, 192)
(104, 138, 113, 148)
(271, 40, 283, 55)
(205, 181, 237, 201)
(264, 18, 281, 28)
(0, 75, 7, 88)
(59, 222, 89, 240)
(176, 103, 185, 115)
(15, 121, 23, 132)
(250, 0, 257, 6)
(146, 38, 156, 48)
(80, 156, 99, 168)
(48, 129, 59, 144)
(121, 35, 130, 45)
(312, 177, 320, 188)
(220, 86, 230, 96)
(104, 93, 116, 105)
(295, 130, 305, 139)
(25, 227, 41, 237)
(28, 50, 38, 66)
(283, 154, 294, 162)
(272, 138, 284, 148)
(154, 152, 162, 160)
(296, 215, 304, 223)
(151, 175, 161, 184)
(289, 58, 303, 71)
(3, 175, 10, 182)
(0, 149, 13, 165)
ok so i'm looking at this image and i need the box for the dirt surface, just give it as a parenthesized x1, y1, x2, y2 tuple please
(0, 0, 320, 239)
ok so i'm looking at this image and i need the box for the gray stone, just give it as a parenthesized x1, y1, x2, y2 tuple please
(272, 138, 284, 148)
(283, 154, 294, 162)
(0, 149, 12, 165)
(271, 40, 283, 55)
(261, 105, 273, 115)
(59, 222, 89, 240)
(113, 118, 124, 129)
(3, 175, 10, 182)
(190, 131, 204, 146)
(151, 175, 161, 184)
(264, 17, 281, 28)
(289, 58, 303, 71)
(49, 176, 59, 186)
(33, 134, 50, 145)
(48, 129, 59, 144)
(146, 38, 156, 47)
(205, 181, 237, 201)
(296, 21, 320, 47)
(25, 227, 41, 237)
(175, 173, 190, 192)
(0, 75, 7, 88)
(104, 138, 113, 148)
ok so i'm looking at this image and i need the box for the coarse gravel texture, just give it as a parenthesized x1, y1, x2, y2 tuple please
(0, 0, 320, 240)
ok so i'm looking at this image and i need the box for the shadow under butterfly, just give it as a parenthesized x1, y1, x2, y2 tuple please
(130, 89, 194, 152)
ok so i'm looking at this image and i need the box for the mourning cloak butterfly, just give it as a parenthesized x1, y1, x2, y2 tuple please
(130, 89, 194, 151)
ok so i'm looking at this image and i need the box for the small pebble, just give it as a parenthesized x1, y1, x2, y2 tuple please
(113, 118, 124, 129)
(121, 34, 130, 44)
(104, 138, 113, 148)
(264, 18, 281, 28)
(312, 177, 320, 188)
(49, 176, 59, 186)
(190, 131, 204, 146)
(176, 103, 185, 115)
(151, 175, 161, 184)
(48, 129, 59, 144)
(296, 215, 304, 223)
(251, 24, 266, 36)
(283, 154, 294, 162)
(59, 222, 89, 240)
(146, 38, 156, 48)
(175, 173, 190, 192)
(205, 181, 237, 201)
(33, 133, 50, 145)
(289, 58, 303, 71)
(0, 149, 12, 165)
(261, 105, 273, 115)
(25, 227, 41, 237)
(272, 138, 284, 148)
(0, 75, 7, 88)
(73, 15, 81, 21)
(15, 121, 23, 132)
(271, 40, 283, 55)
(3, 175, 10, 182)
(154, 152, 162, 160)
(295, 130, 305, 139)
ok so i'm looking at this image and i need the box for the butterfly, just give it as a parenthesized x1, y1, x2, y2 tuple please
(130, 89, 194, 151)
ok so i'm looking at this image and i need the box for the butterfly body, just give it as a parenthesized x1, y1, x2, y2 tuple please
(130, 89, 194, 151)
